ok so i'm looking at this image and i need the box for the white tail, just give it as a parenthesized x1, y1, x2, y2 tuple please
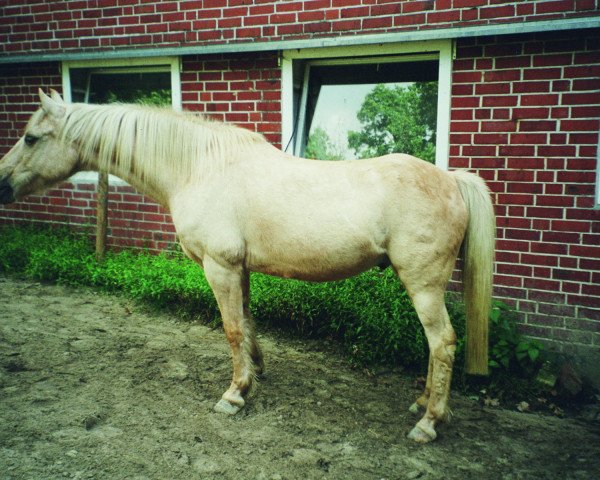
(452, 170, 496, 375)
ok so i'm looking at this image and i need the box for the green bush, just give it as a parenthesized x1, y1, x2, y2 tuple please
(0, 225, 545, 381)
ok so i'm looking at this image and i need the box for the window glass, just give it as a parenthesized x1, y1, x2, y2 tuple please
(294, 59, 438, 162)
(69, 68, 171, 106)
(308, 81, 437, 161)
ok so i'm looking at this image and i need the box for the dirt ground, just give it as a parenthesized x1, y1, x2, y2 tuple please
(1, 276, 599, 480)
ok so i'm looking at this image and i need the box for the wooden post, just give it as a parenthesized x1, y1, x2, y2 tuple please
(95, 171, 109, 261)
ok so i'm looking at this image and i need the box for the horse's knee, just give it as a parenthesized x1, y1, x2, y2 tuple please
(431, 328, 457, 364)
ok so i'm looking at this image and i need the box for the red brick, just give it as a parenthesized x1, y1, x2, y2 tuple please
(480, 4, 515, 19)
(427, 10, 460, 23)
(519, 120, 557, 132)
(562, 92, 600, 105)
(481, 120, 517, 132)
(497, 263, 533, 277)
(482, 96, 518, 107)
(482, 69, 519, 82)
(276, 1, 303, 12)
(571, 106, 600, 118)
(402, 0, 435, 13)
(498, 216, 532, 229)
(362, 16, 393, 29)
(527, 207, 566, 220)
(497, 193, 534, 205)
(340, 6, 369, 18)
(561, 119, 600, 131)
(453, 84, 474, 96)
(473, 133, 508, 144)
(461, 145, 496, 156)
(451, 121, 479, 132)
(476, 83, 511, 95)
(536, 0, 576, 14)
(514, 82, 553, 95)
(495, 274, 525, 287)
(270, 13, 296, 24)
(498, 146, 534, 158)
(496, 56, 530, 69)
(513, 107, 550, 119)
(550, 220, 589, 234)
(507, 182, 543, 194)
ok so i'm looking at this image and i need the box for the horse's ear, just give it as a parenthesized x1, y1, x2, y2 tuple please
(49, 89, 65, 104)
(39, 88, 66, 118)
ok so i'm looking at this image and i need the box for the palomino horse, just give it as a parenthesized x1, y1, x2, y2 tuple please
(0, 90, 495, 443)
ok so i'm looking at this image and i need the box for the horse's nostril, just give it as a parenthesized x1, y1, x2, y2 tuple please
(0, 178, 15, 204)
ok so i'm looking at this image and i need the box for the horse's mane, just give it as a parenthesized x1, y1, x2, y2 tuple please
(59, 102, 266, 183)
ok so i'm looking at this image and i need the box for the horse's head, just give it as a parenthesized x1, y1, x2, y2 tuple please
(0, 89, 79, 204)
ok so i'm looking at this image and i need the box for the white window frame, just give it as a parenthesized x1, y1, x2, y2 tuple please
(281, 40, 453, 169)
(61, 56, 181, 184)
(596, 128, 600, 209)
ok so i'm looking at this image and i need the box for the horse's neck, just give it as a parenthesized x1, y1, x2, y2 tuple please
(79, 144, 173, 208)
(70, 104, 269, 207)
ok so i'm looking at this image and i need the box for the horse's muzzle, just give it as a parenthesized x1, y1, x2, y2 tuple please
(0, 178, 15, 204)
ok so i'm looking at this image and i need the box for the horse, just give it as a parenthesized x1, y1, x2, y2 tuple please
(0, 89, 495, 443)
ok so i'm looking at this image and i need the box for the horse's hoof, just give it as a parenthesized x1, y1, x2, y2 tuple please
(213, 399, 242, 415)
(407, 425, 437, 444)
(408, 402, 420, 414)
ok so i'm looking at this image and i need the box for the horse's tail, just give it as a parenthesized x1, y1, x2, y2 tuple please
(452, 170, 496, 375)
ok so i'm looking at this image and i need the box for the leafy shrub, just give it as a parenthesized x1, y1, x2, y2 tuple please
(0, 225, 546, 382)
(488, 300, 545, 377)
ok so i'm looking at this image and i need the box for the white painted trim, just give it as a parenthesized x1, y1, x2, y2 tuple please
(435, 40, 453, 171)
(281, 40, 453, 168)
(595, 126, 600, 209)
(294, 65, 312, 157)
(283, 39, 451, 61)
(280, 56, 295, 153)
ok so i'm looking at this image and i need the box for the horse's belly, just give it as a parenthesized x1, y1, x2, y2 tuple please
(245, 237, 386, 282)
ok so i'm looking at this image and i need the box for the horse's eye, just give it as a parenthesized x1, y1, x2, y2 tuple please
(24, 134, 38, 147)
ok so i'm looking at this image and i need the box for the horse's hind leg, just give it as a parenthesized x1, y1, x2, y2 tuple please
(409, 352, 433, 414)
(203, 255, 256, 415)
(405, 287, 457, 443)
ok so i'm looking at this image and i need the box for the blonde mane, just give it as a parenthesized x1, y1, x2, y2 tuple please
(59, 103, 266, 183)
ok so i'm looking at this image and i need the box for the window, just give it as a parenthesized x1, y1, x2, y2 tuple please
(281, 40, 452, 169)
(62, 57, 181, 108)
(61, 57, 181, 183)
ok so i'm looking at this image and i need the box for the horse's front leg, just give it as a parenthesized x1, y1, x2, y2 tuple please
(203, 255, 256, 415)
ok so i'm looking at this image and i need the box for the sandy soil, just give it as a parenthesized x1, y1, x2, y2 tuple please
(1, 276, 599, 480)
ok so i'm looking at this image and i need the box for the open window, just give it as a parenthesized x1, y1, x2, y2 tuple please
(68, 67, 172, 105)
(281, 41, 452, 168)
(62, 57, 181, 108)
(61, 57, 181, 183)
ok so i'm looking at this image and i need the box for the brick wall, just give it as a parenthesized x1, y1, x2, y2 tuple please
(451, 30, 600, 358)
(181, 52, 282, 146)
(1, 0, 598, 57)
